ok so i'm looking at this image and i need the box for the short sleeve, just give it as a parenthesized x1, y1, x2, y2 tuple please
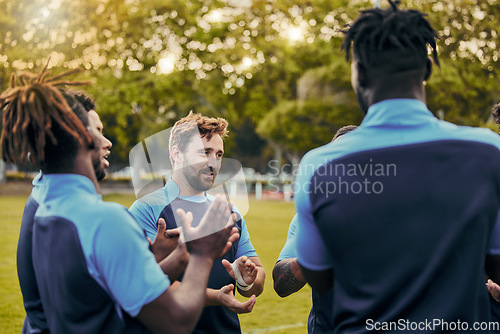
(92, 208, 169, 317)
(277, 214, 299, 262)
(294, 153, 333, 271)
(129, 200, 159, 242)
(235, 216, 257, 259)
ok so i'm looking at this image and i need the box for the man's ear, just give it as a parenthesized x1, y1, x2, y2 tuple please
(356, 62, 369, 88)
(171, 146, 181, 165)
(424, 57, 433, 82)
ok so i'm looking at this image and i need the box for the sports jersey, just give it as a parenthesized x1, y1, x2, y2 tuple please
(32, 174, 168, 333)
(18, 173, 49, 334)
(294, 99, 500, 333)
(129, 178, 257, 334)
(277, 214, 334, 334)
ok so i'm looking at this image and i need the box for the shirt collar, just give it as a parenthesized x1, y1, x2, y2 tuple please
(41, 174, 98, 201)
(361, 99, 436, 128)
(164, 178, 209, 203)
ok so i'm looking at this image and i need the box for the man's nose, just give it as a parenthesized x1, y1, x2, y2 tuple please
(103, 135, 112, 149)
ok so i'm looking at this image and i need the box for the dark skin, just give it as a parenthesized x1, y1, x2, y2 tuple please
(299, 52, 500, 296)
(272, 258, 306, 298)
(72, 125, 241, 334)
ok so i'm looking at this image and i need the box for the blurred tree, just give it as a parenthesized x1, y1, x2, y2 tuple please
(0, 0, 498, 177)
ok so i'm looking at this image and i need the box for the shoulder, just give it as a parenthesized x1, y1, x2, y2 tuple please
(451, 123, 500, 150)
(132, 188, 169, 207)
(92, 200, 138, 229)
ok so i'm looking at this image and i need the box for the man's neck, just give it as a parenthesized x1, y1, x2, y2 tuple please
(171, 174, 203, 197)
(72, 150, 101, 194)
(367, 68, 427, 108)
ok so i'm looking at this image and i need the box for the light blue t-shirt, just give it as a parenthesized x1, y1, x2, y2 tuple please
(35, 174, 169, 318)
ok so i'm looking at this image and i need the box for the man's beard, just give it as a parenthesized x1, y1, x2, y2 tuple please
(92, 147, 106, 181)
(182, 161, 216, 192)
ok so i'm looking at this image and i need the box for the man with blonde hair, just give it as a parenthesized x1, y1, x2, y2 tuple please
(130, 112, 265, 334)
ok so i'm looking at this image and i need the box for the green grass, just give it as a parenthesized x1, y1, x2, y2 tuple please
(0, 193, 312, 334)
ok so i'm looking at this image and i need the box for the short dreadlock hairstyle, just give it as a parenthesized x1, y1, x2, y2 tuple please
(0, 65, 91, 172)
(492, 103, 500, 133)
(169, 111, 228, 166)
(342, 0, 439, 72)
(74, 91, 96, 112)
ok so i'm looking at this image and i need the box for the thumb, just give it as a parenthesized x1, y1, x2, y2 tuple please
(222, 259, 233, 272)
(220, 284, 234, 294)
(165, 227, 181, 238)
(177, 209, 193, 240)
(157, 218, 166, 234)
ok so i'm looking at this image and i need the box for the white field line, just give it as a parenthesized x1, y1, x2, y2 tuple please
(242, 322, 306, 334)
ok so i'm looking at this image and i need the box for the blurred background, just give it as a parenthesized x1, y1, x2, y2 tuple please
(0, 0, 498, 181)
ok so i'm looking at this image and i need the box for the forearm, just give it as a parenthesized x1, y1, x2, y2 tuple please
(159, 248, 189, 281)
(272, 258, 306, 297)
(238, 265, 265, 297)
(169, 255, 214, 328)
(204, 288, 222, 306)
(137, 255, 214, 334)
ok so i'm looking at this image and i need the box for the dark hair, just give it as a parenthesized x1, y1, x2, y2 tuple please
(73, 91, 95, 112)
(341, 0, 439, 71)
(0, 65, 90, 172)
(492, 103, 500, 133)
(333, 125, 358, 141)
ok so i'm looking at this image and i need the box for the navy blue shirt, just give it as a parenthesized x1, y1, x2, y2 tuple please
(295, 99, 500, 333)
(130, 179, 257, 334)
(32, 174, 168, 333)
(277, 214, 334, 334)
(18, 173, 49, 334)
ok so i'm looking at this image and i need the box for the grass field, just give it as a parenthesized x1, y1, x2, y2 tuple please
(0, 189, 312, 334)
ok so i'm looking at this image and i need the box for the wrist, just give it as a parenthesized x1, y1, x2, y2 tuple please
(236, 281, 254, 291)
(189, 253, 214, 267)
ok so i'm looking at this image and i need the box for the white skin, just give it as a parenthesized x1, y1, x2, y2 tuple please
(171, 134, 224, 196)
(170, 133, 265, 310)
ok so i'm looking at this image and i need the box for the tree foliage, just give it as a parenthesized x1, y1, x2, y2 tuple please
(0, 0, 498, 173)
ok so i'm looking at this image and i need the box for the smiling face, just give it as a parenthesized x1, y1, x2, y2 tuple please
(87, 110, 112, 181)
(179, 134, 224, 193)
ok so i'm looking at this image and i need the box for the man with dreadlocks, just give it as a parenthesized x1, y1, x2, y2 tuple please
(16, 90, 113, 334)
(293, 1, 500, 332)
(0, 67, 239, 333)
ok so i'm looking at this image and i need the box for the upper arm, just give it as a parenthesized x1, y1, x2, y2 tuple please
(294, 157, 333, 272)
(277, 215, 299, 262)
(129, 200, 159, 241)
(235, 218, 257, 259)
(93, 210, 169, 317)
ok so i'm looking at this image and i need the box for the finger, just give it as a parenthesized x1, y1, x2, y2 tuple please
(228, 228, 240, 244)
(228, 213, 237, 227)
(157, 218, 166, 234)
(165, 228, 181, 238)
(222, 259, 233, 273)
(219, 228, 239, 257)
(220, 284, 234, 294)
(241, 295, 256, 313)
(177, 209, 193, 238)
